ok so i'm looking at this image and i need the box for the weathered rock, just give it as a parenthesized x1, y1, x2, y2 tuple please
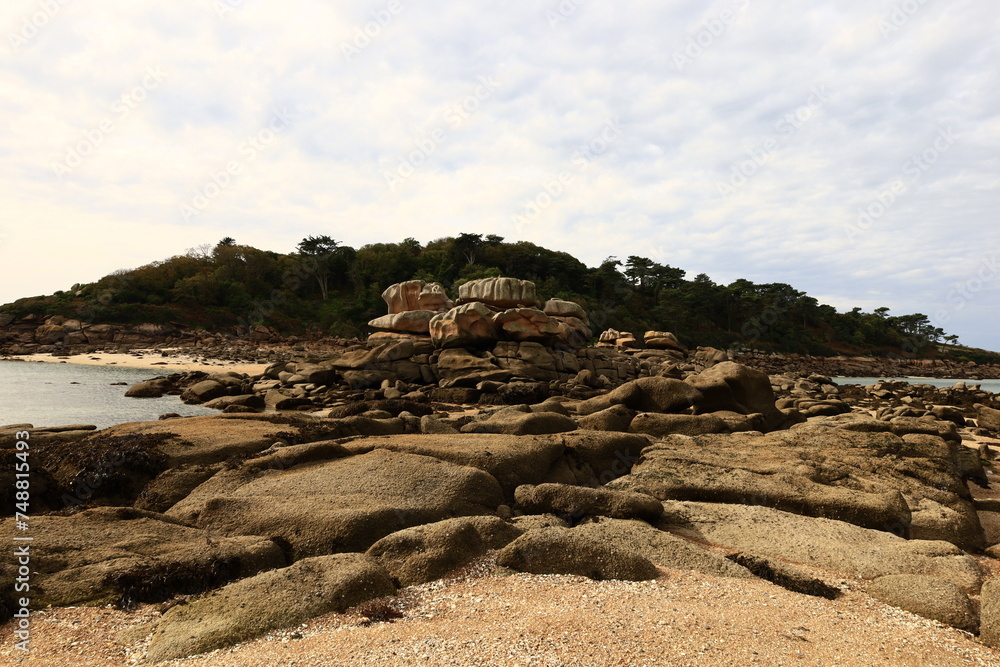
(686, 361, 783, 430)
(145, 553, 395, 662)
(203, 394, 266, 411)
(514, 483, 663, 523)
(366, 516, 522, 587)
(575, 405, 635, 432)
(576, 377, 704, 416)
(663, 501, 985, 593)
(493, 308, 560, 342)
(457, 277, 540, 309)
(429, 302, 499, 348)
(976, 403, 1000, 432)
(628, 413, 728, 437)
(368, 310, 438, 334)
(417, 282, 453, 312)
(609, 426, 985, 549)
(693, 346, 729, 367)
(461, 411, 578, 436)
(867, 575, 977, 632)
(382, 280, 426, 314)
(643, 331, 687, 353)
(336, 431, 650, 499)
(34, 324, 68, 344)
(435, 347, 508, 384)
(982, 579, 1000, 647)
(551, 316, 592, 348)
(167, 447, 504, 559)
(573, 518, 752, 579)
(0, 507, 284, 608)
(542, 298, 589, 324)
(496, 527, 659, 580)
(180, 380, 228, 404)
(134, 463, 225, 512)
(125, 378, 176, 398)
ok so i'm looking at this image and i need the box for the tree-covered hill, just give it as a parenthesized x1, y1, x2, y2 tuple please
(1, 234, 989, 360)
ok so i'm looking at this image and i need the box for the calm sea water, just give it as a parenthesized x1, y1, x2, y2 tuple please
(0, 361, 217, 430)
(833, 376, 1000, 393)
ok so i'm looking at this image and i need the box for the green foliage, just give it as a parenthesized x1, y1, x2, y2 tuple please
(0, 235, 969, 357)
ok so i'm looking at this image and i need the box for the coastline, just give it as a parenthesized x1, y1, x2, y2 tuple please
(4, 349, 270, 375)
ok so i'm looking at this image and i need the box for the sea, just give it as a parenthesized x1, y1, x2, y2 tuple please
(2, 363, 999, 431)
(0, 360, 217, 430)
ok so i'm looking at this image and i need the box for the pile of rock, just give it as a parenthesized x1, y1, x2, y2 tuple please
(367, 277, 592, 350)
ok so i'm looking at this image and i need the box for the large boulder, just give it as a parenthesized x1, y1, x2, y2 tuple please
(435, 348, 508, 385)
(125, 378, 176, 398)
(976, 403, 1000, 432)
(417, 282, 453, 312)
(867, 575, 978, 633)
(643, 331, 687, 353)
(610, 425, 984, 550)
(144, 553, 396, 662)
(982, 579, 1000, 647)
(381, 280, 425, 314)
(663, 501, 985, 593)
(429, 302, 499, 348)
(575, 377, 704, 416)
(0, 507, 284, 608)
(542, 298, 589, 324)
(571, 517, 753, 579)
(461, 410, 578, 436)
(575, 405, 635, 432)
(495, 527, 660, 581)
(34, 324, 68, 344)
(368, 310, 438, 334)
(628, 413, 728, 437)
(514, 483, 663, 523)
(686, 361, 782, 429)
(335, 431, 650, 499)
(167, 447, 505, 559)
(457, 277, 541, 309)
(493, 308, 560, 342)
(366, 516, 522, 587)
(551, 316, 592, 348)
(180, 380, 229, 404)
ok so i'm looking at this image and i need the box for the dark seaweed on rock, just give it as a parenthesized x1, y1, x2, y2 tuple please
(328, 399, 433, 418)
(726, 552, 841, 600)
(105, 555, 243, 611)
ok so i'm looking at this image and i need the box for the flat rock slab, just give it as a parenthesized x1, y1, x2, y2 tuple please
(338, 431, 651, 499)
(145, 553, 395, 662)
(608, 424, 984, 551)
(571, 517, 753, 580)
(663, 501, 985, 594)
(867, 574, 978, 633)
(167, 448, 504, 559)
(0, 507, 284, 607)
(496, 527, 660, 581)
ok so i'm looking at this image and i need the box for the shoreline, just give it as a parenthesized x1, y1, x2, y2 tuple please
(2, 349, 270, 375)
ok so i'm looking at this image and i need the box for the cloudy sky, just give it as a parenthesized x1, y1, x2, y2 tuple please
(2, 0, 998, 349)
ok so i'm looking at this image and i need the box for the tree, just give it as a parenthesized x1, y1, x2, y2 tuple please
(454, 233, 484, 265)
(217, 237, 236, 247)
(296, 235, 340, 300)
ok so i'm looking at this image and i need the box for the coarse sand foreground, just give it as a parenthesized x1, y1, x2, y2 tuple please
(4, 563, 999, 667)
(11, 350, 269, 375)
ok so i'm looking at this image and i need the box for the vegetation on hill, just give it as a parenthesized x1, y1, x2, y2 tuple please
(2, 234, 992, 360)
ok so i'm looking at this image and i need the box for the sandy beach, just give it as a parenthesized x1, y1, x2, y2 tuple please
(8, 349, 270, 375)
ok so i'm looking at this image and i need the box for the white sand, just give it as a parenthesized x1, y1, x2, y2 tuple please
(13, 349, 270, 375)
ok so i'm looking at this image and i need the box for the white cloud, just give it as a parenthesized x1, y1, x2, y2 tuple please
(1, 0, 998, 349)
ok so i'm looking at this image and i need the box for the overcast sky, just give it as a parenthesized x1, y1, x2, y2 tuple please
(2, 0, 998, 349)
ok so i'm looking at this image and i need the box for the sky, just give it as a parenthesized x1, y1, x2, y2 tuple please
(1, 0, 998, 349)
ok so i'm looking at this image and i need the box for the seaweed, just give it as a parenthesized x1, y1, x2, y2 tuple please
(105, 556, 243, 610)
